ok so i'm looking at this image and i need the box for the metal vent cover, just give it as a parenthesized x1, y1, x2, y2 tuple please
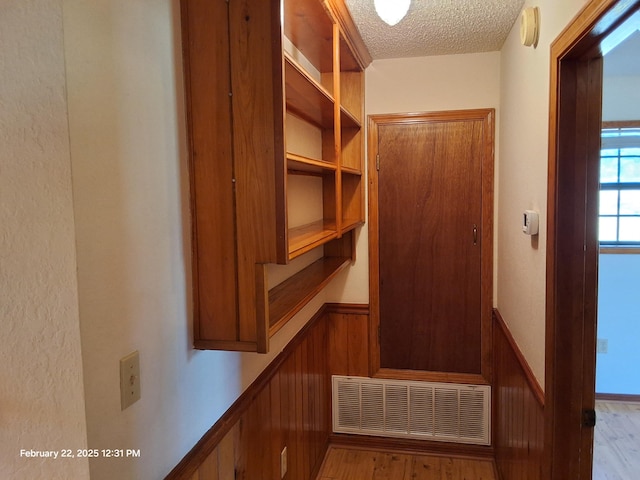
(332, 375, 491, 445)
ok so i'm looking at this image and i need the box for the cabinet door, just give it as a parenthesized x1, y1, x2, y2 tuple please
(375, 111, 493, 375)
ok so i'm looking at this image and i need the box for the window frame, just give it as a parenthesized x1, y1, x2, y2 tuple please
(599, 120, 640, 253)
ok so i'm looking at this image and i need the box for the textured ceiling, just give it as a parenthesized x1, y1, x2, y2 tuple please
(345, 0, 525, 59)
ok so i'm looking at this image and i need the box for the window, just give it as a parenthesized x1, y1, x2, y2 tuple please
(599, 122, 640, 246)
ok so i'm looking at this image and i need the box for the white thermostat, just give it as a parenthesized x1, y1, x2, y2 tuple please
(523, 210, 539, 235)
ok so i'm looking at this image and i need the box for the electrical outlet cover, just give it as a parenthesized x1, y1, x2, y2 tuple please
(596, 339, 608, 354)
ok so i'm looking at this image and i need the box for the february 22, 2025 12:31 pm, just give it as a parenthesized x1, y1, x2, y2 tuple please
(19, 448, 141, 459)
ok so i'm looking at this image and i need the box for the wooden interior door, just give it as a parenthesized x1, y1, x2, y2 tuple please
(369, 110, 494, 378)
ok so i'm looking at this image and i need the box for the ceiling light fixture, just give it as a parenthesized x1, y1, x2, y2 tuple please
(374, 0, 411, 26)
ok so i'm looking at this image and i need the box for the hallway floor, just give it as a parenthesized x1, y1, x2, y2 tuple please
(593, 400, 640, 480)
(316, 446, 497, 480)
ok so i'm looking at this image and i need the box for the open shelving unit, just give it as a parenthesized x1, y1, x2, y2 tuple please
(181, 0, 370, 353)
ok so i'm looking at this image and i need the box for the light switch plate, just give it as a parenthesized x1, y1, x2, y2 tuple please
(120, 351, 141, 410)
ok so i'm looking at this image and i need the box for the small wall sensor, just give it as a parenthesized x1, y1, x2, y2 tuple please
(523, 210, 539, 236)
(520, 7, 540, 47)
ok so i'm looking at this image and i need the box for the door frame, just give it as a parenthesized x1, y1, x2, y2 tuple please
(545, 1, 640, 478)
(367, 109, 495, 384)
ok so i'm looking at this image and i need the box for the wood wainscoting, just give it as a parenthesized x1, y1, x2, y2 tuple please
(166, 303, 369, 480)
(493, 309, 545, 480)
(327, 304, 370, 378)
(169, 305, 549, 479)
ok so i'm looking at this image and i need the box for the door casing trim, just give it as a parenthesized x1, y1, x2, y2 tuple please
(545, 1, 640, 478)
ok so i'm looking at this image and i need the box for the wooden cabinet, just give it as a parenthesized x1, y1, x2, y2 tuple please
(180, 0, 370, 352)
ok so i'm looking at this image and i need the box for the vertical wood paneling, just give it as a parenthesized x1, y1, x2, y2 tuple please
(218, 429, 235, 480)
(493, 310, 544, 480)
(270, 370, 283, 480)
(327, 310, 370, 377)
(284, 349, 296, 480)
(309, 324, 321, 474)
(234, 384, 273, 479)
(194, 450, 218, 480)
(328, 313, 349, 376)
(347, 313, 369, 377)
(302, 337, 313, 479)
(295, 344, 306, 479)
(166, 306, 369, 480)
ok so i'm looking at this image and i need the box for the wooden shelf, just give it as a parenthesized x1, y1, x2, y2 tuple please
(340, 105, 361, 129)
(287, 152, 337, 174)
(269, 255, 351, 335)
(288, 220, 338, 260)
(341, 165, 362, 176)
(341, 218, 364, 233)
(285, 54, 335, 129)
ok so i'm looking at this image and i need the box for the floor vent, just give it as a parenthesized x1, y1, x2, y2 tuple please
(332, 375, 491, 445)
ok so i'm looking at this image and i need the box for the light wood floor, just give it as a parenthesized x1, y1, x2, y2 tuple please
(316, 447, 496, 480)
(316, 402, 638, 480)
(593, 401, 640, 480)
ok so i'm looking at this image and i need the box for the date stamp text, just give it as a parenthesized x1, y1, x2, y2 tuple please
(20, 449, 141, 459)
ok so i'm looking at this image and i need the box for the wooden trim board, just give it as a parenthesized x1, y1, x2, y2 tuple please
(595, 393, 640, 402)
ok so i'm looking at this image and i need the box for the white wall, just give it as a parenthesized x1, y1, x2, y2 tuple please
(597, 254, 640, 395)
(328, 52, 502, 306)
(0, 2, 90, 479)
(603, 75, 640, 121)
(497, 0, 587, 387)
(365, 52, 502, 115)
(62, 1, 327, 479)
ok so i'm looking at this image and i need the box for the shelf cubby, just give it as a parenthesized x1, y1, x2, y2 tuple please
(341, 172, 364, 233)
(284, 0, 334, 75)
(285, 54, 335, 129)
(341, 126, 363, 173)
